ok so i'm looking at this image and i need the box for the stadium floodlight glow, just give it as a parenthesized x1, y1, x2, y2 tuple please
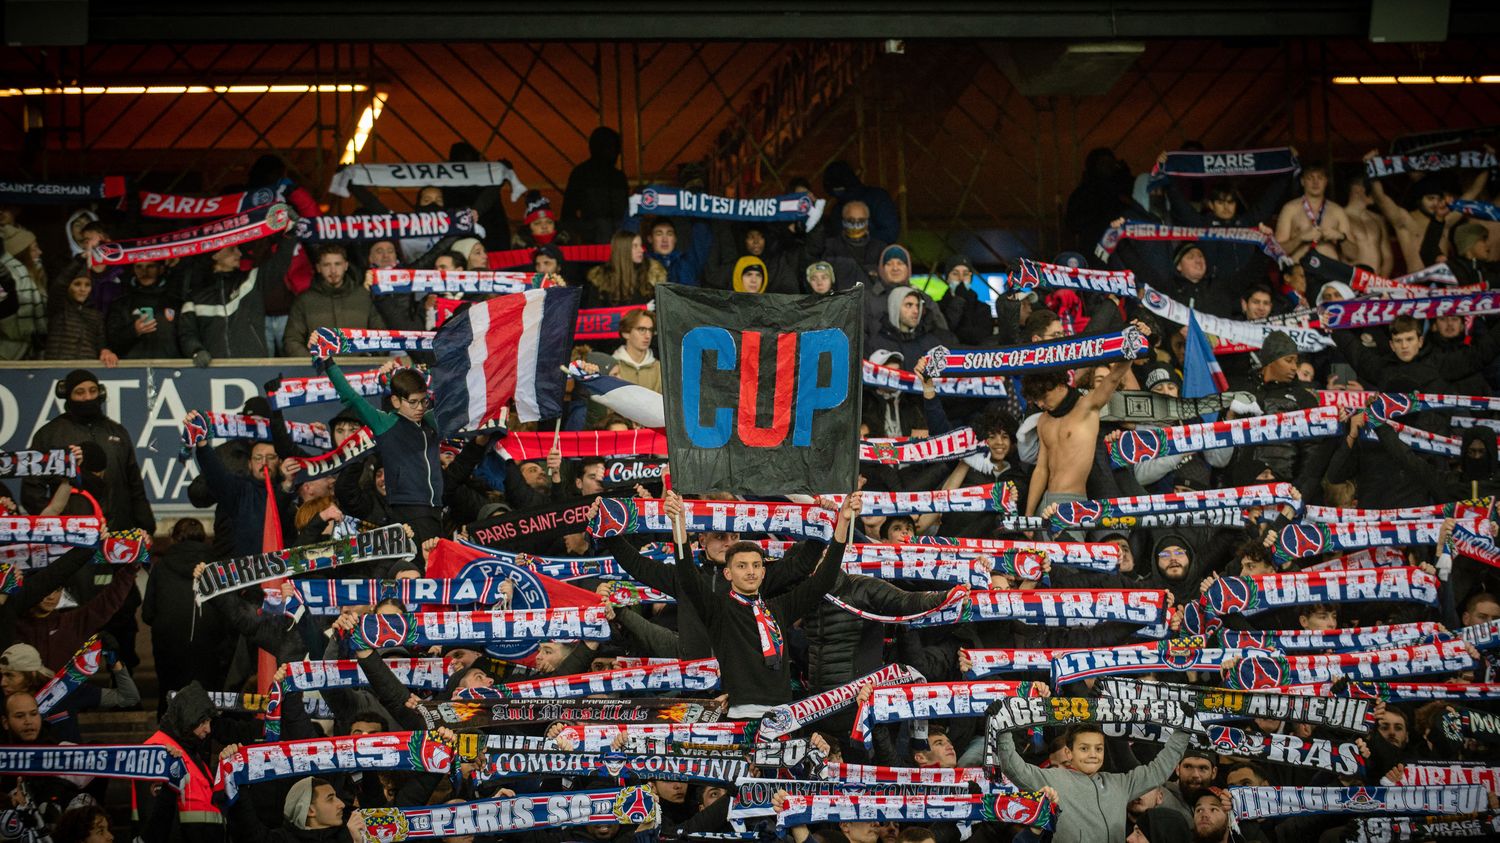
(1331, 75, 1500, 85)
(0, 84, 369, 97)
(340, 92, 388, 165)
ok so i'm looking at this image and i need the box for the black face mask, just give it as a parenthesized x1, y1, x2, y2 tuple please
(1047, 388, 1081, 418)
(64, 397, 104, 421)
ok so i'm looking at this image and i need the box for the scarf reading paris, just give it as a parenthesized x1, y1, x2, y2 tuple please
(193, 524, 415, 603)
(367, 267, 543, 296)
(91, 203, 292, 266)
(851, 681, 1045, 747)
(777, 792, 1055, 830)
(357, 787, 660, 841)
(217, 731, 456, 802)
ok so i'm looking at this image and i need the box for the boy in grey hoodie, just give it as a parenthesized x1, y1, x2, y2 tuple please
(992, 722, 1192, 843)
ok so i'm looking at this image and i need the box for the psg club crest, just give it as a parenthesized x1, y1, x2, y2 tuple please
(612, 785, 658, 825)
(638, 188, 660, 211)
(456, 558, 550, 660)
(1228, 653, 1290, 691)
(1113, 430, 1163, 464)
(590, 498, 641, 538)
(1206, 576, 1260, 615)
(1279, 523, 1329, 560)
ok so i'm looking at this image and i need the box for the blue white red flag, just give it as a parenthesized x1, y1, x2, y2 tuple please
(432, 288, 581, 431)
(566, 361, 666, 429)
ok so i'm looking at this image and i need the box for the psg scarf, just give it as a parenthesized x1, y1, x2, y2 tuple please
(328, 161, 528, 200)
(817, 762, 994, 787)
(1101, 722, 1363, 776)
(0, 744, 186, 790)
(1321, 290, 1500, 329)
(34, 636, 107, 716)
(1099, 678, 1373, 731)
(91, 203, 292, 265)
(473, 749, 749, 785)
(367, 268, 542, 296)
(983, 697, 1201, 743)
(860, 428, 985, 465)
(494, 429, 667, 461)
(1365, 150, 1498, 178)
(280, 658, 456, 693)
(0, 449, 76, 478)
(357, 787, 659, 841)
(628, 187, 825, 227)
(1153, 147, 1300, 179)
(498, 659, 720, 699)
(1398, 762, 1500, 789)
(1441, 706, 1500, 745)
(852, 681, 1045, 747)
(777, 792, 1055, 830)
(1050, 641, 1255, 685)
(1230, 785, 1489, 820)
(590, 497, 838, 541)
(757, 663, 926, 741)
(1271, 522, 1446, 564)
(1303, 498, 1491, 524)
(0, 176, 125, 205)
(1222, 640, 1474, 689)
(1451, 198, 1500, 222)
(295, 208, 478, 242)
(1140, 285, 1333, 352)
(923, 326, 1148, 376)
(828, 482, 1019, 516)
(1197, 567, 1440, 618)
(963, 647, 1106, 678)
(559, 722, 751, 752)
(1096, 222, 1291, 266)
(1101, 390, 1249, 424)
(1303, 251, 1475, 297)
(1354, 815, 1500, 843)
(913, 588, 1167, 628)
(1049, 483, 1299, 529)
(286, 576, 512, 610)
(0, 515, 103, 547)
(414, 697, 727, 730)
(183, 412, 333, 452)
(1216, 623, 1442, 653)
(268, 366, 393, 410)
(1280, 680, 1500, 703)
(1012, 258, 1137, 298)
(862, 359, 1010, 398)
(294, 426, 377, 480)
(1303, 547, 1406, 571)
(193, 524, 414, 603)
(344, 608, 611, 651)
(311, 326, 435, 354)
(834, 550, 991, 588)
(216, 731, 455, 802)
(1109, 407, 1343, 467)
(138, 180, 292, 219)
(917, 535, 1121, 571)
(1451, 523, 1500, 571)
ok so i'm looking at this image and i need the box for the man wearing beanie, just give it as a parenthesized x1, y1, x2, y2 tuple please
(22, 369, 154, 534)
(1450, 220, 1492, 288)
(223, 775, 363, 840)
(861, 244, 946, 343)
(1233, 330, 1317, 487)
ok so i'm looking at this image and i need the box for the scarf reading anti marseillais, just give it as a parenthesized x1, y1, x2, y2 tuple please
(193, 524, 414, 603)
(923, 327, 1148, 376)
(414, 697, 728, 730)
(90, 203, 292, 266)
(757, 663, 926, 741)
(1109, 406, 1344, 467)
(1096, 222, 1292, 266)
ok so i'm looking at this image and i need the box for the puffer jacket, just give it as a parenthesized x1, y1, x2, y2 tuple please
(179, 268, 270, 357)
(802, 572, 948, 693)
(282, 274, 385, 356)
(869, 285, 956, 365)
(105, 279, 183, 358)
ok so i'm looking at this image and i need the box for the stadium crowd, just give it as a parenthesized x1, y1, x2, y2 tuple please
(0, 123, 1498, 843)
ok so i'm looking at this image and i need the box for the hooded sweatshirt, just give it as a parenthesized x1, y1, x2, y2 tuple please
(732, 255, 769, 294)
(1150, 531, 1207, 605)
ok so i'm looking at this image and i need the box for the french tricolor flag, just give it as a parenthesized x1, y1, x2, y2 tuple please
(431, 287, 581, 433)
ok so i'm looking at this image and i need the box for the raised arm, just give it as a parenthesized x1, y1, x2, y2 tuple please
(771, 492, 858, 622)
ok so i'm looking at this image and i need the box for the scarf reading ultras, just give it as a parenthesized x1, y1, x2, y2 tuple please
(193, 524, 415, 603)
(0, 745, 186, 790)
(1108, 406, 1343, 467)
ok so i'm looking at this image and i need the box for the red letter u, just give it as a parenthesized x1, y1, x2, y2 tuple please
(737, 331, 797, 447)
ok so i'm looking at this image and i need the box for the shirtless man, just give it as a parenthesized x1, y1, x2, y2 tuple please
(1021, 320, 1152, 517)
(1340, 176, 1394, 277)
(1363, 147, 1492, 273)
(1274, 164, 1350, 263)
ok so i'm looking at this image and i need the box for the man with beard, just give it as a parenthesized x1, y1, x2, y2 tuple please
(1363, 148, 1490, 271)
(22, 369, 154, 534)
(1189, 791, 1236, 843)
(1022, 320, 1153, 518)
(1160, 749, 1217, 822)
(1150, 533, 1208, 607)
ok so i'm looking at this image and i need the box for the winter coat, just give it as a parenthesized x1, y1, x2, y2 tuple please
(42, 297, 105, 360)
(179, 268, 270, 357)
(23, 410, 155, 533)
(143, 539, 225, 681)
(282, 275, 386, 356)
(562, 127, 631, 244)
(803, 573, 947, 692)
(105, 280, 183, 358)
(611, 345, 662, 393)
(869, 286, 957, 365)
(192, 442, 296, 557)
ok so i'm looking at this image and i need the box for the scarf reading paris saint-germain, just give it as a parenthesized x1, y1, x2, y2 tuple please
(1011, 258, 1137, 298)
(0, 745, 187, 789)
(1098, 678, 1374, 731)
(34, 636, 107, 717)
(778, 793, 1055, 830)
(1216, 623, 1444, 653)
(1110, 406, 1342, 467)
(345, 608, 611, 651)
(194, 524, 414, 603)
(137, 180, 293, 219)
(913, 588, 1167, 629)
(497, 658, 720, 699)
(1230, 785, 1489, 820)
(861, 428, 985, 465)
(757, 663, 925, 741)
(590, 497, 837, 540)
(1222, 640, 1474, 690)
(851, 681, 1045, 747)
(1271, 522, 1446, 564)
(91, 203, 292, 266)
(217, 731, 456, 802)
(1153, 147, 1301, 179)
(923, 326, 1148, 377)
(862, 359, 1009, 398)
(1095, 222, 1292, 266)
(358, 787, 658, 842)
(281, 658, 456, 693)
(0, 176, 125, 205)
(1048, 483, 1299, 530)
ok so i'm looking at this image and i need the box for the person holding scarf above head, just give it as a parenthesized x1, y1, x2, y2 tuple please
(1363, 147, 1491, 272)
(1158, 148, 1297, 288)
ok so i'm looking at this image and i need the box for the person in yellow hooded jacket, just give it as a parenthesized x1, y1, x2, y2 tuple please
(732, 255, 769, 294)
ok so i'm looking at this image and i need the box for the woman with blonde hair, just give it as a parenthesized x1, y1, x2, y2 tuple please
(587, 229, 665, 306)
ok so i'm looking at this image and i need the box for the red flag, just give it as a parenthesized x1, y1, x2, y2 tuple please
(257, 467, 284, 695)
(424, 538, 598, 609)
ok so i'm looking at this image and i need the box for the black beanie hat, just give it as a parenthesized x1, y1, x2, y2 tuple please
(62, 369, 98, 396)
